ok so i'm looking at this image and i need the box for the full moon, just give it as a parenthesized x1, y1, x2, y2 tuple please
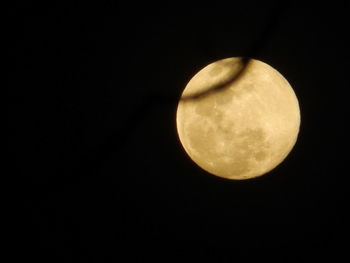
(176, 57, 300, 180)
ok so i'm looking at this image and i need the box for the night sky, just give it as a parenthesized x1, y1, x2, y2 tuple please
(10, 1, 348, 262)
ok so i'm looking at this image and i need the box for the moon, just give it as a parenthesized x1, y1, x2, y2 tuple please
(176, 57, 300, 180)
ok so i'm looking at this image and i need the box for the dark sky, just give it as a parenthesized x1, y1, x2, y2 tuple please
(10, 1, 348, 262)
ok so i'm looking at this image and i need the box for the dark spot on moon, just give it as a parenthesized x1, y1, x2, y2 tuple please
(235, 128, 269, 162)
(215, 88, 234, 105)
(239, 128, 266, 142)
(254, 151, 268, 161)
(194, 95, 216, 116)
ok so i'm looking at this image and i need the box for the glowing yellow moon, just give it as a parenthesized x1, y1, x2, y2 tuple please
(176, 57, 300, 180)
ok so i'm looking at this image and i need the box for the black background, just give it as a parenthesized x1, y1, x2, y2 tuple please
(9, 1, 348, 262)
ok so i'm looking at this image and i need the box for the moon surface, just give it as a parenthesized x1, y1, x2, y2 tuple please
(176, 57, 300, 180)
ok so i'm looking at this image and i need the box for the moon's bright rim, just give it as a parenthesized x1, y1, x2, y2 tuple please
(176, 57, 300, 180)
